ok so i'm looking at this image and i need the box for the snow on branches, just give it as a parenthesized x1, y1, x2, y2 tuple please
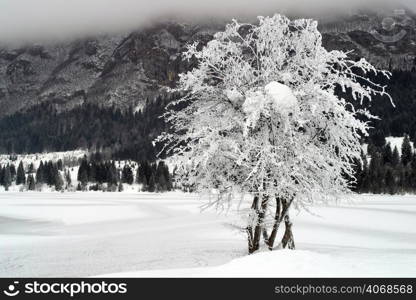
(157, 14, 391, 252)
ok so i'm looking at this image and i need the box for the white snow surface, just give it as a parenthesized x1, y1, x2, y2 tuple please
(264, 81, 298, 111)
(242, 81, 298, 132)
(243, 82, 298, 121)
(1, 192, 416, 277)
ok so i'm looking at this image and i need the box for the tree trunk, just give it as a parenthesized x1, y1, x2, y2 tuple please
(280, 199, 295, 249)
(252, 195, 268, 251)
(247, 194, 268, 254)
(266, 197, 282, 250)
(248, 195, 295, 253)
(247, 195, 258, 254)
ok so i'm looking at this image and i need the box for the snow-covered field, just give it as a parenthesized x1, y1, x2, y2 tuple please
(1, 192, 416, 277)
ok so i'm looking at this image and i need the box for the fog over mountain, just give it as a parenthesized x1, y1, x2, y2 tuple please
(1, 0, 415, 45)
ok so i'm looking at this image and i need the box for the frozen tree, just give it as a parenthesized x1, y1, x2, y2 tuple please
(158, 14, 391, 254)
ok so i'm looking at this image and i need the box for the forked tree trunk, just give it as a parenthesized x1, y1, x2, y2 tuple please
(247, 195, 268, 254)
(266, 197, 296, 250)
(247, 195, 295, 253)
(281, 214, 295, 249)
(280, 199, 295, 249)
(266, 197, 282, 250)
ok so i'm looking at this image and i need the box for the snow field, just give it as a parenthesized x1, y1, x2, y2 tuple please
(1, 192, 415, 277)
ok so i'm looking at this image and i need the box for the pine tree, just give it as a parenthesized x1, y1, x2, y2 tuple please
(157, 174, 167, 192)
(52, 163, 64, 191)
(382, 143, 393, 165)
(368, 152, 383, 193)
(392, 147, 400, 167)
(148, 173, 156, 192)
(137, 161, 149, 184)
(0, 166, 4, 187)
(77, 159, 89, 187)
(28, 163, 35, 173)
(140, 175, 148, 191)
(3, 166, 12, 191)
(136, 165, 141, 184)
(10, 163, 16, 182)
(45, 161, 54, 186)
(411, 154, 416, 191)
(16, 161, 26, 185)
(88, 161, 97, 182)
(108, 161, 119, 186)
(360, 154, 370, 193)
(64, 169, 72, 187)
(57, 159, 63, 171)
(121, 165, 134, 185)
(385, 167, 397, 195)
(27, 174, 36, 191)
(401, 135, 413, 166)
(36, 161, 45, 184)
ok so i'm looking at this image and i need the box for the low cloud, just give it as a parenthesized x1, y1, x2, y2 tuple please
(0, 0, 414, 45)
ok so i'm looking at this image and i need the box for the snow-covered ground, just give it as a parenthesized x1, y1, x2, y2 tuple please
(1, 192, 416, 277)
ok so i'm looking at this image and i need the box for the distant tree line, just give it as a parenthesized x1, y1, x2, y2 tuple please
(0, 154, 173, 193)
(353, 135, 416, 194)
(136, 160, 172, 192)
(77, 155, 172, 192)
(0, 160, 62, 191)
(36, 160, 64, 190)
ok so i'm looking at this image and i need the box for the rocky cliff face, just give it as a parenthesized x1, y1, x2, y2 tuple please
(0, 10, 415, 117)
(0, 22, 221, 116)
(319, 9, 416, 70)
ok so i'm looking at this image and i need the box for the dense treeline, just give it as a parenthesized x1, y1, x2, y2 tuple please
(0, 159, 63, 191)
(354, 135, 416, 194)
(77, 155, 172, 192)
(0, 154, 173, 192)
(0, 96, 170, 161)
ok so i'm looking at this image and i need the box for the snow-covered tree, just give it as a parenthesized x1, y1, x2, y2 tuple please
(158, 14, 392, 253)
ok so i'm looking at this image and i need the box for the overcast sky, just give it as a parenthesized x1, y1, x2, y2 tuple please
(0, 0, 414, 45)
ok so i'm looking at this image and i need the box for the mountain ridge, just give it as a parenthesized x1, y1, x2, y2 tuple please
(0, 10, 415, 117)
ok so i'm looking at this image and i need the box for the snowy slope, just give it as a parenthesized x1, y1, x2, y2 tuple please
(1, 192, 416, 277)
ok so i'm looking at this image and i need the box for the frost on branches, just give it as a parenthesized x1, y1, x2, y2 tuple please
(158, 14, 391, 254)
